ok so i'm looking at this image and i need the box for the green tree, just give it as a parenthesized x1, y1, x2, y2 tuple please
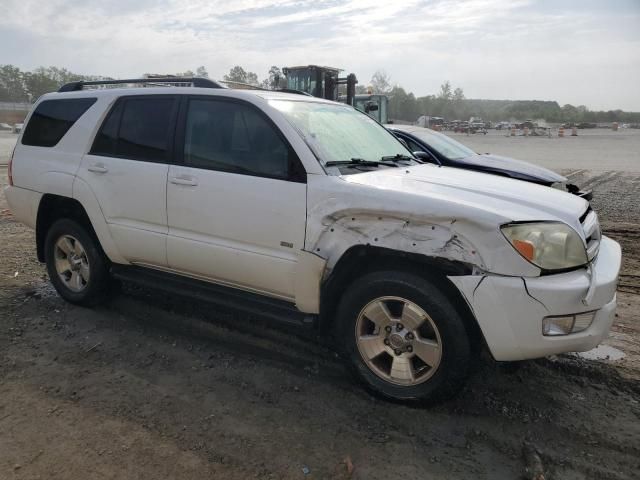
(261, 66, 284, 89)
(196, 66, 209, 78)
(0, 65, 28, 102)
(388, 86, 419, 122)
(438, 81, 452, 100)
(23, 68, 59, 101)
(561, 104, 579, 122)
(42, 66, 95, 86)
(246, 71, 259, 86)
(434, 81, 453, 119)
(21, 66, 103, 101)
(416, 95, 436, 117)
(224, 66, 247, 82)
(451, 87, 466, 119)
(370, 70, 392, 94)
(224, 66, 260, 85)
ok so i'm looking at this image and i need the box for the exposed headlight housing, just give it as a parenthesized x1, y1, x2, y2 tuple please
(501, 222, 588, 271)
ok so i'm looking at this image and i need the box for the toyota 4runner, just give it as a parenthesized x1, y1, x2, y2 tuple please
(5, 78, 621, 403)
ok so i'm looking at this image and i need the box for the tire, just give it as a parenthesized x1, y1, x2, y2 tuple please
(44, 218, 112, 307)
(336, 270, 472, 404)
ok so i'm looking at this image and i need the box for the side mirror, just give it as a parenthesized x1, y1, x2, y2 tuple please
(364, 103, 379, 113)
(413, 151, 434, 162)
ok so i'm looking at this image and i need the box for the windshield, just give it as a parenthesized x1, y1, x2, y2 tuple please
(270, 100, 414, 173)
(409, 128, 476, 160)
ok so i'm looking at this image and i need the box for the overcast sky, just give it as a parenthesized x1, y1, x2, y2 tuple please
(2, 0, 639, 110)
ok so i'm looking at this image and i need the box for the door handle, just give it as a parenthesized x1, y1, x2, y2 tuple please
(169, 176, 198, 186)
(88, 164, 108, 174)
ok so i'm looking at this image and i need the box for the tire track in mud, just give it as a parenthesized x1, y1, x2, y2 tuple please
(618, 274, 640, 295)
(107, 286, 349, 381)
(564, 168, 587, 179)
(580, 170, 622, 191)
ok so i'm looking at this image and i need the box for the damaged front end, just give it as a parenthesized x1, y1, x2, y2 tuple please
(449, 235, 620, 361)
(301, 162, 619, 361)
(447, 208, 618, 362)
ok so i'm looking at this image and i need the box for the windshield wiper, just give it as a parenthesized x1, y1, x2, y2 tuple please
(380, 154, 415, 162)
(325, 158, 399, 168)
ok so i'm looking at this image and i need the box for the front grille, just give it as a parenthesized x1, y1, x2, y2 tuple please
(581, 209, 601, 261)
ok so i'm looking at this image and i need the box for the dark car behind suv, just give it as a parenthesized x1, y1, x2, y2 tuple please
(387, 124, 591, 199)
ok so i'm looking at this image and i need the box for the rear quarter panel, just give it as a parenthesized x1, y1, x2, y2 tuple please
(11, 94, 112, 197)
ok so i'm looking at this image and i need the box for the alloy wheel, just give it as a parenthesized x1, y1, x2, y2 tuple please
(355, 296, 442, 386)
(54, 234, 90, 292)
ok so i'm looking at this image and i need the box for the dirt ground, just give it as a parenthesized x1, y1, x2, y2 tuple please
(1, 157, 639, 477)
(448, 128, 640, 173)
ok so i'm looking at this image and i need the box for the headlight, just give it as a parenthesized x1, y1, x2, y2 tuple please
(501, 222, 587, 271)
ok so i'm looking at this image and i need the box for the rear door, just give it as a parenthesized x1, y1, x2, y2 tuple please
(78, 95, 179, 266)
(166, 96, 307, 300)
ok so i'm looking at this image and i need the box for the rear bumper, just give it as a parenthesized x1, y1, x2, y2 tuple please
(449, 236, 621, 361)
(4, 185, 41, 229)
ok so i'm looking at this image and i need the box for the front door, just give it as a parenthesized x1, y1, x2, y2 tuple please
(166, 96, 307, 300)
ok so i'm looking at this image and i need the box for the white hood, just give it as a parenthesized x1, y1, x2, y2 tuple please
(342, 163, 589, 232)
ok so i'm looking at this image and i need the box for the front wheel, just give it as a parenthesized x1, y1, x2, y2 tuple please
(337, 270, 473, 404)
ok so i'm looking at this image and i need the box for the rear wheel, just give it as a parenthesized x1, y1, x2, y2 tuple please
(337, 270, 472, 404)
(44, 218, 111, 306)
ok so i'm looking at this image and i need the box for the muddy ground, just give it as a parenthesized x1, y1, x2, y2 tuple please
(1, 161, 639, 478)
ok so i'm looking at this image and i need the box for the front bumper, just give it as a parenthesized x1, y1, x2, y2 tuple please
(449, 235, 621, 361)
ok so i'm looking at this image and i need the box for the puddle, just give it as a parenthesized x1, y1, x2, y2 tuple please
(576, 344, 626, 361)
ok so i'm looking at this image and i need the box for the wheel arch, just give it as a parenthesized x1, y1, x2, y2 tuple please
(319, 245, 484, 350)
(35, 191, 126, 264)
(36, 194, 94, 262)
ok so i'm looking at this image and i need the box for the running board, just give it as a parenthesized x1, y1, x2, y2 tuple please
(111, 265, 316, 328)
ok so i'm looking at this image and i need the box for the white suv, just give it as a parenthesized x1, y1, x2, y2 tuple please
(5, 78, 621, 403)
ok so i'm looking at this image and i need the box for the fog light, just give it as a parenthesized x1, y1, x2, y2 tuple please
(543, 316, 574, 336)
(573, 312, 595, 332)
(542, 312, 596, 336)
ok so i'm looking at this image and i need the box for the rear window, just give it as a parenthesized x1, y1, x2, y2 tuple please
(21, 98, 97, 147)
(90, 96, 177, 162)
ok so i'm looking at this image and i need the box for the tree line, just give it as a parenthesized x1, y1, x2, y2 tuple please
(0, 65, 106, 102)
(386, 86, 640, 124)
(367, 70, 640, 124)
(2, 64, 638, 124)
(0, 65, 212, 102)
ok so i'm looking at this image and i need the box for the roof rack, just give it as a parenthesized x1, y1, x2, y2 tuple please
(58, 77, 224, 92)
(276, 89, 314, 96)
(218, 80, 265, 91)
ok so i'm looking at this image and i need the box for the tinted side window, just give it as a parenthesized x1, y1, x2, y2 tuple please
(22, 98, 97, 147)
(118, 98, 176, 161)
(90, 96, 177, 162)
(183, 99, 299, 179)
(91, 101, 122, 155)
